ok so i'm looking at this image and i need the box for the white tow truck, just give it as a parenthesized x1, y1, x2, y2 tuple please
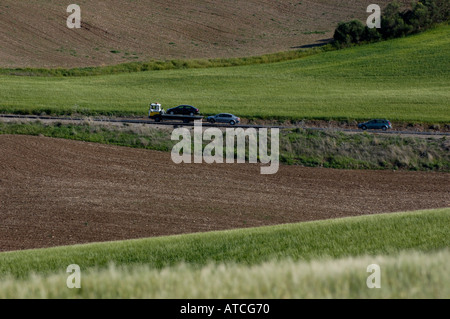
(148, 103, 203, 123)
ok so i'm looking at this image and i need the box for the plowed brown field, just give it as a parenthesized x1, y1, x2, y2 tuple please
(0, 135, 448, 252)
(0, 0, 411, 68)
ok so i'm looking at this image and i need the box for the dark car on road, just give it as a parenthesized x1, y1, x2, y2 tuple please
(166, 105, 199, 116)
(207, 113, 241, 125)
(358, 119, 392, 131)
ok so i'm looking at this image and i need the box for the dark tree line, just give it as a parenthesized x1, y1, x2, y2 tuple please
(333, 0, 449, 47)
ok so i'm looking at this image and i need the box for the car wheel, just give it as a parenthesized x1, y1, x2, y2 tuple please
(230, 120, 236, 125)
(209, 119, 216, 124)
(361, 125, 367, 130)
(382, 126, 388, 131)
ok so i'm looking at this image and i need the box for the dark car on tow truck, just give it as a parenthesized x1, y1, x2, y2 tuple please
(166, 105, 200, 116)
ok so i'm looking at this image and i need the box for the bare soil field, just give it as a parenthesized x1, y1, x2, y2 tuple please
(0, 0, 411, 68)
(0, 135, 448, 252)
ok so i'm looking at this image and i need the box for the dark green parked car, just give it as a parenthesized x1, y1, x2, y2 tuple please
(358, 119, 392, 131)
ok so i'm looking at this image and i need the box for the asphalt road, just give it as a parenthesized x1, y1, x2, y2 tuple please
(0, 114, 448, 138)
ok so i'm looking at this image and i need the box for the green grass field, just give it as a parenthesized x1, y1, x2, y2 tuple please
(1, 250, 448, 299)
(0, 208, 448, 298)
(0, 25, 448, 123)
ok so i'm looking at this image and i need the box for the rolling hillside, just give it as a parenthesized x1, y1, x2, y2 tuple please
(0, 208, 448, 298)
(0, 25, 448, 123)
(0, 0, 410, 68)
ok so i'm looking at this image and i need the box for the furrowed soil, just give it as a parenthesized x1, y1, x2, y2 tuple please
(0, 0, 411, 68)
(0, 135, 448, 252)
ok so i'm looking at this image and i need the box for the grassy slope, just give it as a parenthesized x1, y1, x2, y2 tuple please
(1, 250, 448, 298)
(0, 25, 448, 123)
(1, 121, 449, 171)
(1, 208, 448, 279)
(0, 208, 448, 298)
